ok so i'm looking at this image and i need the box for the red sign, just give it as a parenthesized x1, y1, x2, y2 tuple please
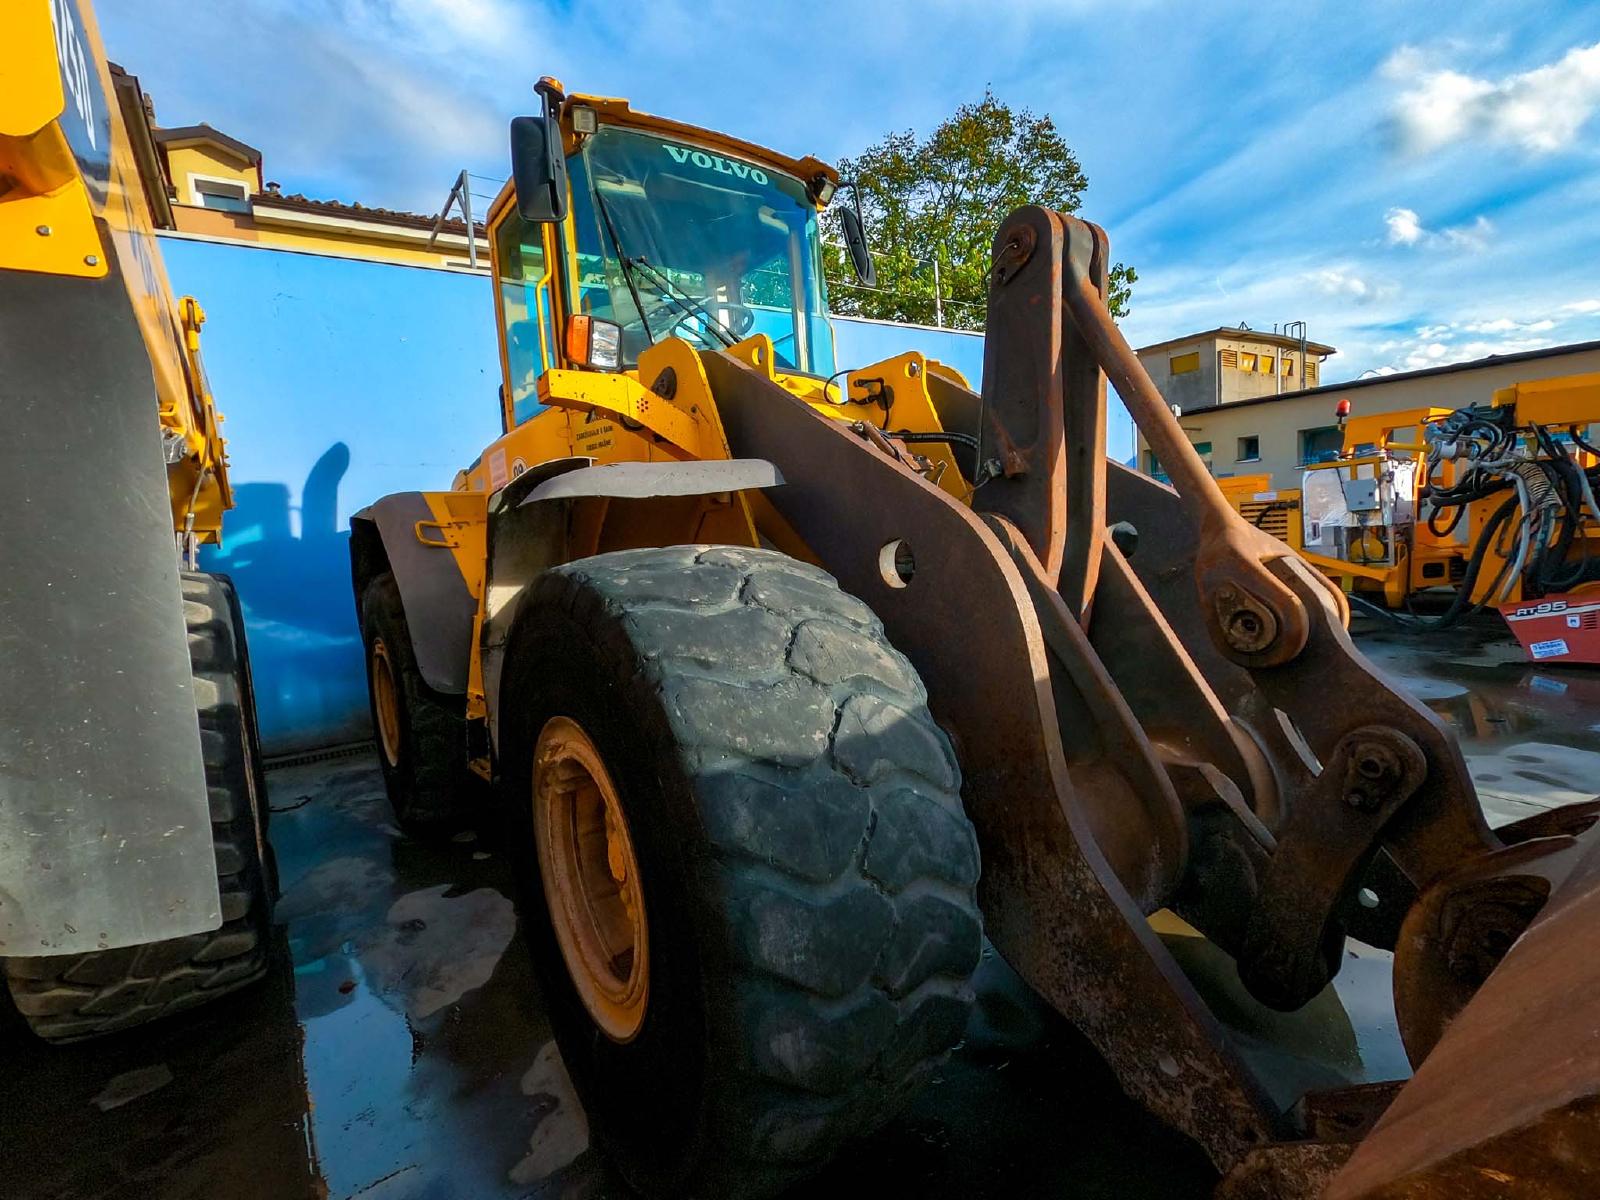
(1498, 593, 1600, 666)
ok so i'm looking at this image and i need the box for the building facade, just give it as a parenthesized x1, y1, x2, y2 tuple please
(1136, 326, 1337, 414)
(1136, 337, 1600, 488)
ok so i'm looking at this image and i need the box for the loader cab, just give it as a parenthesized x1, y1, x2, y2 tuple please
(491, 91, 841, 429)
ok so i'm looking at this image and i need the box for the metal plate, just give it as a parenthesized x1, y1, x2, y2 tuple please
(519, 457, 782, 503)
(0, 258, 219, 954)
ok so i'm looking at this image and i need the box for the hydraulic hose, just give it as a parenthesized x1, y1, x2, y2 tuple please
(1350, 494, 1519, 631)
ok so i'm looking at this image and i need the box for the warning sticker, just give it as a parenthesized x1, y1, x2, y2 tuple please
(488, 448, 509, 490)
(1529, 638, 1570, 660)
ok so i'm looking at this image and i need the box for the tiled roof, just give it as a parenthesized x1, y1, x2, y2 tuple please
(251, 190, 484, 237)
(249, 190, 483, 236)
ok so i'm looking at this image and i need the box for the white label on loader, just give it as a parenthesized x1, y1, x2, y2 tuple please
(1530, 638, 1570, 660)
(488, 448, 509, 489)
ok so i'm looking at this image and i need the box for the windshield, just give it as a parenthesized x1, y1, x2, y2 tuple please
(567, 125, 836, 375)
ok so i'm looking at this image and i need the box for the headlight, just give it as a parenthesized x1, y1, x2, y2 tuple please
(565, 314, 623, 372)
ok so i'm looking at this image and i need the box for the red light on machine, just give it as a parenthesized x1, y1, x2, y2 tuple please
(1335, 397, 1351, 425)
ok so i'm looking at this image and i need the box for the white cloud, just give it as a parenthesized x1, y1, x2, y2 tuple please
(1383, 207, 1492, 251)
(1385, 206, 1423, 245)
(1563, 299, 1600, 315)
(1307, 266, 1396, 304)
(1386, 40, 1600, 155)
(1362, 311, 1581, 375)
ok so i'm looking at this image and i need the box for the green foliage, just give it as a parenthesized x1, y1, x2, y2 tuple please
(822, 91, 1135, 329)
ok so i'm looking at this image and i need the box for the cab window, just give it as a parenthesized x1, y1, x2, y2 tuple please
(495, 211, 556, 425)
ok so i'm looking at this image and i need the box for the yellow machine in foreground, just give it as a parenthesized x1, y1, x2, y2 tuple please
(354, 79, 1600, 1199)
(1223, 381, 1600, 628)
(0, 0, 272, 1040)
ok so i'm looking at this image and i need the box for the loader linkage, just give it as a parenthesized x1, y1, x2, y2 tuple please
(708, 205, 1600, 1196)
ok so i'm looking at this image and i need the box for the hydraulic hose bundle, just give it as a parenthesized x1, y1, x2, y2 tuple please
(1364, 406, 1600, 628)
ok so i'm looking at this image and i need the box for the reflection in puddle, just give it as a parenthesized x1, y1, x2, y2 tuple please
(298, 956, 420, 1200)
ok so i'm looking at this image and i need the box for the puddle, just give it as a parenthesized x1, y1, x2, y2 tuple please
(300, 957, 420, 1200)
(359, 883, 517, 1021)
(10, 613, 1593, 1200)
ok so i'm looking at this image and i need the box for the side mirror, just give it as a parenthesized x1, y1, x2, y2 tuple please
(510, 115, 568, 224)
(838, 201, 875, 288)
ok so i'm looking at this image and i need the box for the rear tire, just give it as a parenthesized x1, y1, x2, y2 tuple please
(498, 545, 982, 1199)
(359, 571, 470, 835)
(2, 572, 274, 1042)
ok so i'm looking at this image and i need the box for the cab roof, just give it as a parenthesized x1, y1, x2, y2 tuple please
(560, 90, 839, 198)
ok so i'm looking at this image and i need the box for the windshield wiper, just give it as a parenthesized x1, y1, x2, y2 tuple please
(622, 256, 741, 349)
(589, 181, 655, 343)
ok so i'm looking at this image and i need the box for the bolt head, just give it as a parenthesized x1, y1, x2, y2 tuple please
(35, 225, 52, 237)
(84, 254, 99, 267)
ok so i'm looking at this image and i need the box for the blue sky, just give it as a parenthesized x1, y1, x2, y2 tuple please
(101, 0, 1600, 384)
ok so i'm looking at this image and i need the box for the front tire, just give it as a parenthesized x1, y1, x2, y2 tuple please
(3, 572, 274, 1042)
(359, 571, 470, 835)
(498, 546, 983, 1199)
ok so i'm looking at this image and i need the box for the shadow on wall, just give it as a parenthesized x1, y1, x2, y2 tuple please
(203, 442, 370, 754)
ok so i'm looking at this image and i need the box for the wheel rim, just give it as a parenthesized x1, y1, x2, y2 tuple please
(371, 638, 403, 768)
(533, 715, 650, 1043)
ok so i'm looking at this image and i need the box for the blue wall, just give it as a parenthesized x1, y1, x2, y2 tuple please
(833, 318, 984, 387)
(166, 239, 998, 753)
(168, 240, 503, 752)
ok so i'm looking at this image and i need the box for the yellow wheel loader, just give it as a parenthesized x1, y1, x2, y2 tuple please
(352, 79, 1600, 1198)
(0, 0, 273, 1040)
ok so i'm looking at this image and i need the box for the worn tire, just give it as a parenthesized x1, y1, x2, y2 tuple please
(499, 545, 982, 1199)
(2, 572, 274, 1042)
(360, 571, 470, 834)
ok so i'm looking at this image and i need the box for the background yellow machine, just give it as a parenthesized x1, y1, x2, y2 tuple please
(352, 80, 1600, 1199)
(0, 0, 273, 1040)
(1223, 381, 1600, 639)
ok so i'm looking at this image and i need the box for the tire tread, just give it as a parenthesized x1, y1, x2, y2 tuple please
(528, 546, 981, 1196)
(3, 572, 272, 1042)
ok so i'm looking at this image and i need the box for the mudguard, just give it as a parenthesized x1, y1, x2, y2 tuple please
(353, 459, 785, 698)
(350, 492, 479, 695)
(0, 262, 220, 955)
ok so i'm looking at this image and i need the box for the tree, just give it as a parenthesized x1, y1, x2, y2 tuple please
(823, 91, 1137, 330)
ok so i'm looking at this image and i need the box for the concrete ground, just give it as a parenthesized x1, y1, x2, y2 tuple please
(4, 618, 1596, 1200)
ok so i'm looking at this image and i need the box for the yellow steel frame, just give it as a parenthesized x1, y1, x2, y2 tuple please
(4, 0, 233, 546)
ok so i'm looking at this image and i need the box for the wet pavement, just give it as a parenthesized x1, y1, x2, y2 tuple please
(3, 616, 1595, 1200)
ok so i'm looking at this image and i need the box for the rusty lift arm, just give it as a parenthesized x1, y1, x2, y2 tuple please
(707, 205, 1600, 1195)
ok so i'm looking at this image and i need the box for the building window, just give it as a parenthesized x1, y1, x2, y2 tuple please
(1169, 351, 1200, 375)
(1218, 349, 1238, 370)
(1238, 435, 1260, 462)
(1258, 355, 1275, 374)
(1300, 425, 1343, 465)
(192, 177, 249, 213)
(1281, 358, 1295, 378)
(1238, 352, 1257, 372)
(1305, 360, 1319, 386)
